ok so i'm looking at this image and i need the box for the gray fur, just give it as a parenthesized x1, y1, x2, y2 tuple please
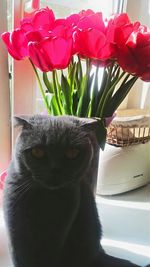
(3, 115, 145, 267)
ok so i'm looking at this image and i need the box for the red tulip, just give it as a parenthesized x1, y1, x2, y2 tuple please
(79, 9, 98, 17)
(74, 10, 113, 61)
(1, 29, 28, 60)
(106, 13, 131, 46)
(66, 14, 80, 26)
(28, 36, 73, 72)
(112, 16, 150, 81)
(50, 19, 74, 39)
(1, 28, 50, 60)
(1, 7, 55, 61)
(20, 7, 55, 32)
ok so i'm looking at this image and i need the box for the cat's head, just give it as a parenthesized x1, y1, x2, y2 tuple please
(13, 115, 100, 190)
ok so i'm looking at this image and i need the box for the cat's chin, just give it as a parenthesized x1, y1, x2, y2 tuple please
(34, 178, 78, 190)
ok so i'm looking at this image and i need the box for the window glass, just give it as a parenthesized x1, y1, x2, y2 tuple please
(40, 0, 113, 16)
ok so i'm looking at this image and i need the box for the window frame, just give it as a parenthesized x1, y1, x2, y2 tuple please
(0, 0, 11, 173)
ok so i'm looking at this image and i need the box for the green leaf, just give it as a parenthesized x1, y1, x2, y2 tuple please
(96, 71, 126, 118)
(52, 70, 64, 115)
(45, 93, 61, 115)
(51, 95, 61, 115)
(68, 62, 77, 94)
(105, 76, 138, 116)
(86, 101, 92, 117)
(99, 67, 121, 114)
(43, 72, 53, 93)
(72, 91, 79, 115)
(76, 75, 87, 116)
(81, 73, 95, 117)
(61, 73, 72, 115)
(110, 67, 120, 89)
(96, 69, 108, 107)
(96, 118, 107, 150)
(45, 93, 53, 107)
(77, 56, 83, 81)
(75, 68, 83, 99)
(90, 67, 99, 116)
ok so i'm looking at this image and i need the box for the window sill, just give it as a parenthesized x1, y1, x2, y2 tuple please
(0, 184, 150, 267)
(96, 183, 150, 266)
(0, 208, 12, 267)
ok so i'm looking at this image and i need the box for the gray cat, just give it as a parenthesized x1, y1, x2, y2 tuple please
(3, 115, 149, 267)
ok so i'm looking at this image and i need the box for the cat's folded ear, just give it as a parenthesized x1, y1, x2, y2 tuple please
(79, 117, 107, 150)
(14, 116, 33, 130)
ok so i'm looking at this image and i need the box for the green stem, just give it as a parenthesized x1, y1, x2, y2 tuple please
(89, 65, 99, 117)
(77, 55, 83, 79)
(76, 58, 91, 117)
(109, 75, 138, 114)
(111, 63, 120, 78)
(52, 70, 62, 115)
(96, 62, 115, 117)
(97, 71, 126, 118)
(29, 59, 50, 114)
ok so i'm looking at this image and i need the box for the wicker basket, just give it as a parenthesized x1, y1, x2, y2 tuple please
(106, 109, 150, 146)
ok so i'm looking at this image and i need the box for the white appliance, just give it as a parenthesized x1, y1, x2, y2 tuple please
(97, 142, 150, 195)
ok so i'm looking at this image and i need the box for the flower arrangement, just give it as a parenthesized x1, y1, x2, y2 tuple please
(1, 7, 150, 149)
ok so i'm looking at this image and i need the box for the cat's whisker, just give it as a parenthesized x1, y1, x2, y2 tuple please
(14, 180, 31, 190)
(14, 183, 31, 197)
(12, 181, 32, 209)
(16, 185, 29, 196)
(13, 181, 32, 195)
(12, 186, 32, 217)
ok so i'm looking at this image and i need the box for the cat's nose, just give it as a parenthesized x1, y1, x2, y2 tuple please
(49, 162, 61, 174)
(50, 168, 61, 175)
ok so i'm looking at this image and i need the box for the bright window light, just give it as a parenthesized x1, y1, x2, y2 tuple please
(101, 238, 150, 258)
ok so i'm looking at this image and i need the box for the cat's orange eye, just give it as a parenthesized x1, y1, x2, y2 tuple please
(65, 148, 80, 160)
(31, 147, 45, 159)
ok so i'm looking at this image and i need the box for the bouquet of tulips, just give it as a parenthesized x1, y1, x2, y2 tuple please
(2, 7, 150, 148)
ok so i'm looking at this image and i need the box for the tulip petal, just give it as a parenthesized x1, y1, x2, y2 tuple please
(26, 30, 48, 42)
(75, 28, 107, 59)
(79, 9, 96, 17)
(21, 17, 33, 32)
(1, 30, 28, 60)
(141, 70, 150, 82)
(111, 13, 131, 27)
(51, 25, 73, 39)
(41, 37, 73, 69)
(32, 7, 55, 31)
(116, 47, 139, 74)
(11, 29, 29, 58)
(28, 41, 51, 72)
(66, 14, 80, 26)
(77, 13, 105, 32)
(136, 45, 150, 66)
